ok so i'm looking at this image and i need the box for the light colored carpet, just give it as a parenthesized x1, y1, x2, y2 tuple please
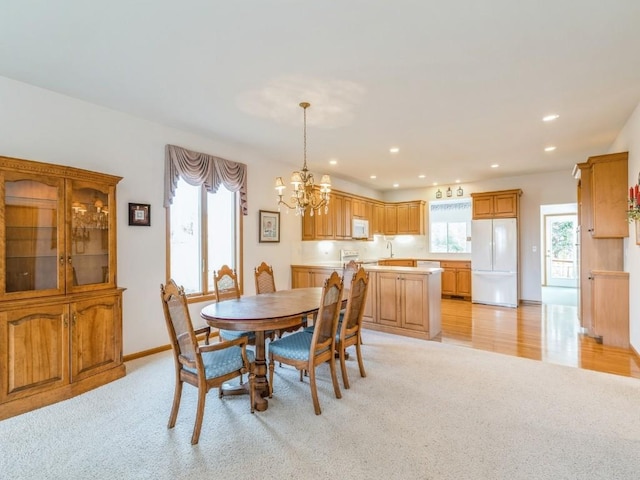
(1, 330, 639, 480)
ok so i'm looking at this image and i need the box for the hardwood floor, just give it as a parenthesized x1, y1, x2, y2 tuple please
(439, 298, 640, 379)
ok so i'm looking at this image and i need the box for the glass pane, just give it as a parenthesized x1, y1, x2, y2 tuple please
(5, 179, 59, 292)
(169, 179, 201, 294)
(207, 187, 236, 289)
(70, 185, 110, 286)
(429, 199, 472, 253)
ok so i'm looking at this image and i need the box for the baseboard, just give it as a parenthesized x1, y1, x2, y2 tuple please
(123, 331, 218, 362)
(520, 299, 542, 306)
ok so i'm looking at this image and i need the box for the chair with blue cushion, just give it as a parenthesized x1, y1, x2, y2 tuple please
(214, 265, 257, 344)
(336, 267, 369, 389)
(268, 271, 344, 415)
(255, 261, 306, 337)
(160, 279, 255, 445)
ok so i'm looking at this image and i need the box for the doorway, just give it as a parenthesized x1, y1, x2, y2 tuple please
(540, 204, 578, 306)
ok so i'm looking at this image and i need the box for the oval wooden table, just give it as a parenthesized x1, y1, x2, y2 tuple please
(200, 287, 323, 412)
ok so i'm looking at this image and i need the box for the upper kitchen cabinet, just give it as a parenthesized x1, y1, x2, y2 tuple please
(573, 152, 628, 238)
(384, 201, 426, 235)
(471, 189, 522, 219)
(372, 202, 385, 235)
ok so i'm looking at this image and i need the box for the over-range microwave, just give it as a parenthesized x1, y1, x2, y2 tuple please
(352, 218, 369, 239)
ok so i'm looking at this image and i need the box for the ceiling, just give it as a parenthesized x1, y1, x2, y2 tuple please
(2, 1, 640, 192)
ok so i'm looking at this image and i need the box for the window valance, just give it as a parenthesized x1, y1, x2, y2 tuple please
(164, 144, 248, 215)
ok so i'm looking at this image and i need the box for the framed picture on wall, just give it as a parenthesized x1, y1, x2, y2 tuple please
(129, 203, 151, 226)
(259, 210, 280, 243)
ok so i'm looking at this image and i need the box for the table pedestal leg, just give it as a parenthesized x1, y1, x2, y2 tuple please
(252, 331, 269, 411)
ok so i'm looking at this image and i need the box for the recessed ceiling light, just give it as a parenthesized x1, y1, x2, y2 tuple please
(389, 147, 400, 153)
(393, 183, 399, 188)
(370, 175, 377, 179)
(455, 179, 461, 183)
(542, 114, 559, 122)
(329, 159, 338, 165)
(491, 164, 499, 168)
(418, 174, 426, 179)
(432, 182, 438, 186)
(544, 146, 557, 152)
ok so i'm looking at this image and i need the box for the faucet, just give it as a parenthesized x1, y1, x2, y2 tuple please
(386, 240, 394, 258)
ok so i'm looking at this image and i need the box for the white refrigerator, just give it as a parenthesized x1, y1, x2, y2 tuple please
(471, 218, 518, 308)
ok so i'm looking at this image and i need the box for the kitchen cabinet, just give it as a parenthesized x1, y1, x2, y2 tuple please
(334, 193, 351, 239)
(300, 190, 425, 240)
(383, 201, 425, 235)
(373, 270, 440, 338)
(440, 261, 471, 299)
(471, 189, 521, 219)
(0, 155, 125, 420)
(372, 202, 385, 235)
(591, 270, 629, 348)
(397, 201, 425, 234)
(574, 152, 628, 239)
(573, 152, 628, 335)
(293, 265, 441, 340)
(291, 266, 335, 288)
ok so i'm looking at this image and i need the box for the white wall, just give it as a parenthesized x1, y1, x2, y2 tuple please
(610, 100, 640, 352)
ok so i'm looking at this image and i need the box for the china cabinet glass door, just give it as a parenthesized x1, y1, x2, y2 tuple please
(67, 181, 114, 291)
(3, 173, 65, 297)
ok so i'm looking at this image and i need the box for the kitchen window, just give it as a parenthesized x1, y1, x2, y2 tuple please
(168, 177, 241, 297)
(429, 198, 471, 253)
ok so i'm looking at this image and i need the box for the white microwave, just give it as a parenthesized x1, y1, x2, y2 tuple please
(352, 218, 369, 239)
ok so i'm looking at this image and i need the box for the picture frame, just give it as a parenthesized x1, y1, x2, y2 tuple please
(259, 210, 280, 243)
(128, 203, 151, 226)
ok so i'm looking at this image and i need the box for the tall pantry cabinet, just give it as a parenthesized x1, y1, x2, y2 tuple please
(573, 152, 629, 348)
(0, 156, 125, 420)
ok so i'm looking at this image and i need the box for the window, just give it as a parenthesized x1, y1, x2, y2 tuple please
(168, 177, 240, 297)
(429, 199, 471, 253)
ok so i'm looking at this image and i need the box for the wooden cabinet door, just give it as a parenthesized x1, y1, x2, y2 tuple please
(591, 156, 628, 238)
(384, 205, 397, 235)
(377, 273, 400, 326)
(333, 194, 345, 238)
(70, 295, 122, 382)
(291, 267, 311, 288)
(314, 208, 334, 239)
(400, 275, 427, 332)
(591, 271, 629, 348)
(493, 192, 518, 217)
(397, 204, 409, 233)
(457, 268, 472, 296)
(301, 209, 315, 240)
(373, 203, 385, 234)
(362, 271, 376, 323)
(441, 268, 457, 295)
(310, 269, 332, 287)
(0, 304, 69, 403)
(472, 195, 494, 219)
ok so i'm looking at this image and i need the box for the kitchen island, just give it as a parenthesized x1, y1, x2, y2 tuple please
(291, 264, 442, 340)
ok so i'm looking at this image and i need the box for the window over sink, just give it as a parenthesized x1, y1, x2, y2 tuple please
(429, 198, 471, 253)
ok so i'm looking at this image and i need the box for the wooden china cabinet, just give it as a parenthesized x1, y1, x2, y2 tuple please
(0, 155, 125, 420)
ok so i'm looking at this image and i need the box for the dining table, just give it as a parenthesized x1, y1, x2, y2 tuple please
(200, 287, 324, 412)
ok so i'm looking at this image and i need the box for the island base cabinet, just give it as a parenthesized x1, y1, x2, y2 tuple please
(0, 292, 125, 420)
(365, 271, 441, 340)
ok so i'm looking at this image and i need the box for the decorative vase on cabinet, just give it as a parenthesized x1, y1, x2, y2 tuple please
(0, 155, 125, 420)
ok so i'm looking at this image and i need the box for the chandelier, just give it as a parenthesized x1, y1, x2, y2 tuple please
(275, 102, 331, 216)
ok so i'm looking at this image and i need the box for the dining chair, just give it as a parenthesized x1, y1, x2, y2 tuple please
(255, 261, 306, 338)
(214, 265, 256, 344)
(336, 267, 369, 389)
(268, 271, 344, 415)
(160, 279, 255, 444)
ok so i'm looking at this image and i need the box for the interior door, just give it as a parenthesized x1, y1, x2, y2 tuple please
(544, 214, 578, 287)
